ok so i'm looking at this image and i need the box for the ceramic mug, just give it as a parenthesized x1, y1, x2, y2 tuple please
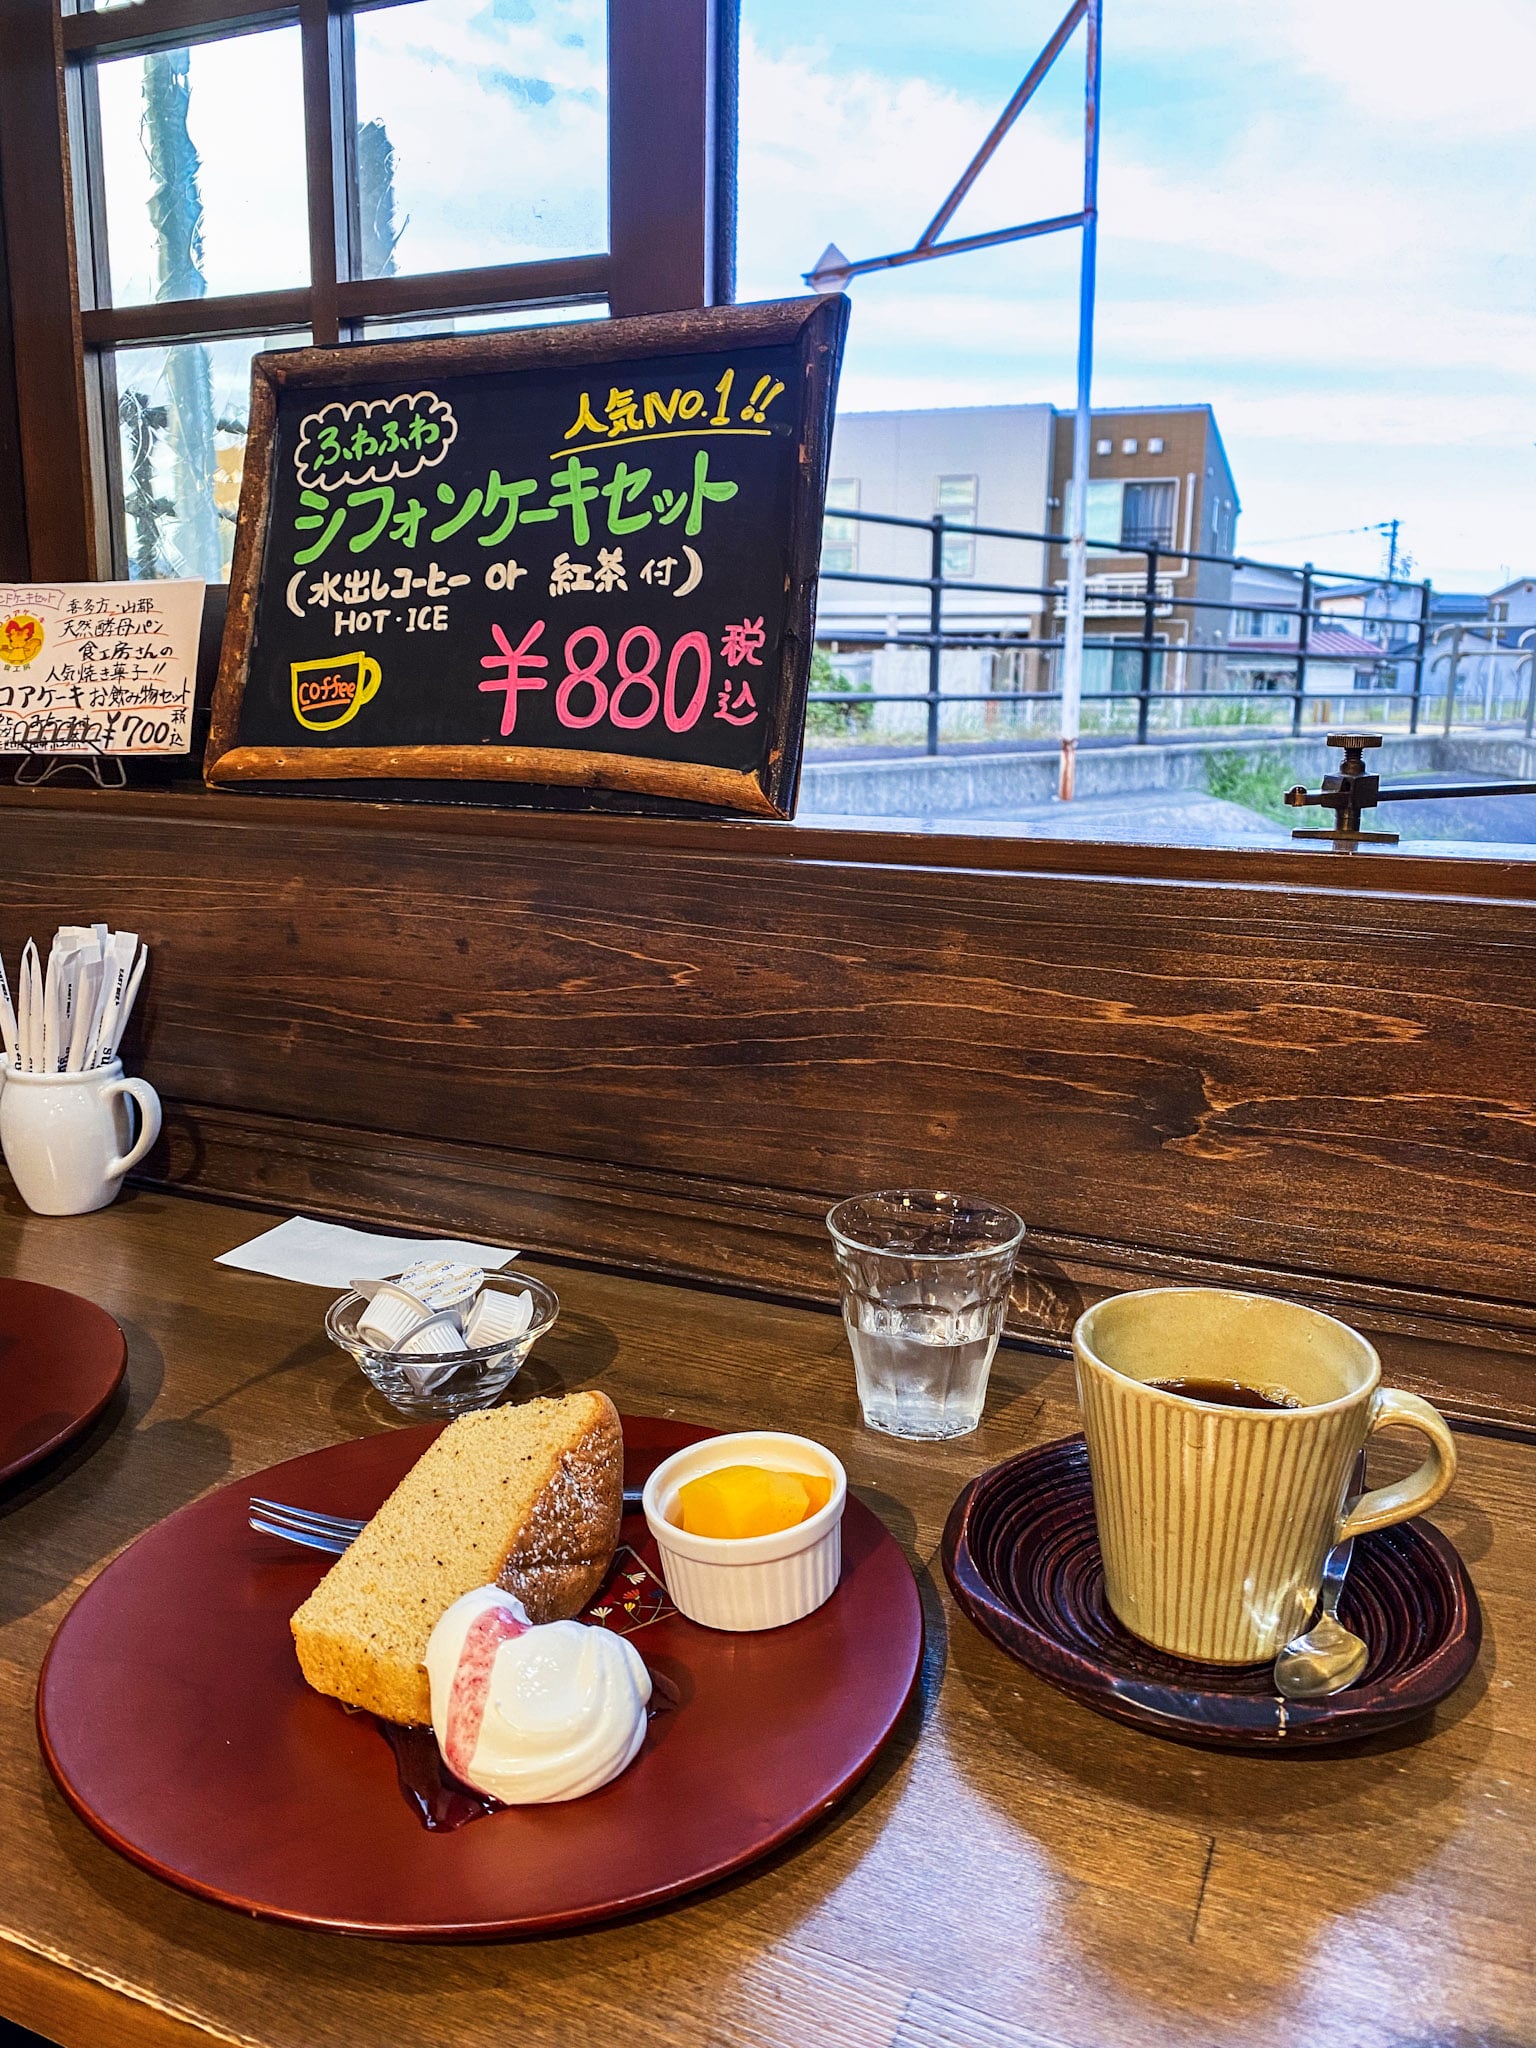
(1073, 1286, 1457, 1664)
(0, 1061, 162, 1216)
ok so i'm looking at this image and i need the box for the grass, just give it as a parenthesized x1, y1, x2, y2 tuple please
(805, 648, 874, 739)
(1202, 749, 1298, 824)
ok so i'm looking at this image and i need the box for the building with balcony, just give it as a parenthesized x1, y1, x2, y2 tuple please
(813, 400, 1241, 741)
(1045, 405, 1240, 702)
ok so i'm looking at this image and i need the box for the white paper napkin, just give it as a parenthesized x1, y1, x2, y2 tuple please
(215, 1216, 519, 1289)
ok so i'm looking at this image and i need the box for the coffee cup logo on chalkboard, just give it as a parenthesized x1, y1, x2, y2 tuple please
(291, 652, 382, 731)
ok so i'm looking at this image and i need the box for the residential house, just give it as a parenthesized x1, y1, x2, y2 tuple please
(813, 399, 1242, 741)
(815, 405, 1055, 738)
(1490, 578, 1536, 630)
(1227, 564, 1307, 696)
(1045, 405, 1240, 703)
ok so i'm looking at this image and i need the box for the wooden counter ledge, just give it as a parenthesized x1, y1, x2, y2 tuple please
(0, 1188, 1532, 2048)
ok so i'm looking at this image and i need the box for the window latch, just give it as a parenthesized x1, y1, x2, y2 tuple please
(1284, 732, 1536, 847)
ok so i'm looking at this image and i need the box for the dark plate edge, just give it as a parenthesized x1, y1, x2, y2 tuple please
(0, 1280, 128, 1489)
(940, 1437, 1485, 1752)
(36, 1423, 925, 1940)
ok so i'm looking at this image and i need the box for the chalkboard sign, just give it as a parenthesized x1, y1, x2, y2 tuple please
(206, 297, 848, 818)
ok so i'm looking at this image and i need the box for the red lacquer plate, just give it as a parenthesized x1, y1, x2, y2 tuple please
(38, 1416, 922, 1939)
(0, 1277, 126, 1488)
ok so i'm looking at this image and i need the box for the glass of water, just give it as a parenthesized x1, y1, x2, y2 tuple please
(826, 1189, 1025, 1441)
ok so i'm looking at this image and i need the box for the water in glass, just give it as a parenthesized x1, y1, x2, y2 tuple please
(845, 1303, 1001, 1440)
(826, 1189, 1024, 1442)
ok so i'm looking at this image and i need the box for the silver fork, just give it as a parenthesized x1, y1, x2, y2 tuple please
(250, 1488, 644, 1555)
(249, 1497, 368, 1555)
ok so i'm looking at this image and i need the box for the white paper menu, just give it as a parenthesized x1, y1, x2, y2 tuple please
(0, 579, 204, 755)
(215, 1216, 519, 1288)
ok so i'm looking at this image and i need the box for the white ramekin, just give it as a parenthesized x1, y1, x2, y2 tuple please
(642, 1431, 847, 1632)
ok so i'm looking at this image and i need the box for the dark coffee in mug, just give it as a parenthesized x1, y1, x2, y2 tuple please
(1146, 1378, 1301, 1411)
(1075, 1287, 1457, 1661)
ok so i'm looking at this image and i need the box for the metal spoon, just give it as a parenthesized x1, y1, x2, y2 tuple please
(1274, 1449, 1372, 1700)
(1273, 1533, 1369, 1699)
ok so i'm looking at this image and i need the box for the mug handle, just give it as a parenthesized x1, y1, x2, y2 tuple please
(1336, 1386, 1457, 1541)
(101, 1076, 163, 1181)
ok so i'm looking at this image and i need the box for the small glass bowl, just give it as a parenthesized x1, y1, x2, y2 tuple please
(325, 1269, 560, 1420)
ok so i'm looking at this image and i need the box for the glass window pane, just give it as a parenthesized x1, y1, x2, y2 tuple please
(935, 475, 976, 515)
(1121, 480, 1176, 549)
(1084, 480, 1123, 545)
(111, 333, 307, 581)
(350, 0, 607, 280)
(358, 303, 608, 341)
(937, 475, 977, 576)
(94, 32, 309, 306)
(822, 477, 860, 574)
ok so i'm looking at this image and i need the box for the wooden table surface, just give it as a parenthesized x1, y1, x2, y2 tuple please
(0, 1189, 1531, 2048)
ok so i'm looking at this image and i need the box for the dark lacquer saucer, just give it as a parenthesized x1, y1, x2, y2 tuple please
(38, 1416, 923, 1939)
(0, 1277, 127, 1488)
(942, 1434, 1481, 1750)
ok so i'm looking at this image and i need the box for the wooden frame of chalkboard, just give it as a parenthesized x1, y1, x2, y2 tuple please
(205, 297, 848, 819)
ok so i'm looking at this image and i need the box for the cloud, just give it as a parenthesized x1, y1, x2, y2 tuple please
(97, 34, 311, 306)
(737, 19, 1536, 587)
(1110, 0, 1536, 138)
(354, 0, 606, 267)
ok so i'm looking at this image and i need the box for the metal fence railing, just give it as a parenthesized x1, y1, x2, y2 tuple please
(809, 509, 1535, 754)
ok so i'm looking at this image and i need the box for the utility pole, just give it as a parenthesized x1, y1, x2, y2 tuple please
(1057, 0, 1102, 801)
(802, 0, 1103, 795)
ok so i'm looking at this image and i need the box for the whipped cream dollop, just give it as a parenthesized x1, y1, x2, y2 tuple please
(425, 1587, 652, 1804)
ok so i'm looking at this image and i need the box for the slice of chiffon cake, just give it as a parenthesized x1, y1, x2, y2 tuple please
(291, 1392, 623, 1724)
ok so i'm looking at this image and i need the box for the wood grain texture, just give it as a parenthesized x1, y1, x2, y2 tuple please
(207, 744, 783, 813)
(0, 1190, 1532, 2048)
(132, 1099, 1536, 1434)
(0, 0, 94, 578)
(4, 786, 1536, 1328)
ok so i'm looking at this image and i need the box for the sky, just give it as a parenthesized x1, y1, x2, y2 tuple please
(735, 0, 1536, 591)
(92, 0, 1535, 591)
(95, 0, 606, 299)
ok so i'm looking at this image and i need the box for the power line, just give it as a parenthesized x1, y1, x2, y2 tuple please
(1248, 520, 1398, 548)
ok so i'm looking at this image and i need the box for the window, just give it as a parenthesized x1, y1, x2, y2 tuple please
(115, 331, 307, 582)
(728, 0, 1530, 863)
(936, 474, 977, 577)
(1083, 479, 1176, 552)
(1233, 608, 1296, 639)
(348, 0, 607, 279)
(7, 0, 1530, 866)
(1084, 637, 1166, 696)
(1121, 480, 1177, 550)
(3, 0, 731, 581)
(1084, 479, 1123, 544)
(822, 478, 860, 576)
